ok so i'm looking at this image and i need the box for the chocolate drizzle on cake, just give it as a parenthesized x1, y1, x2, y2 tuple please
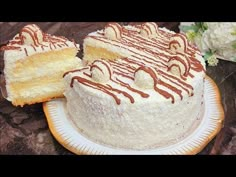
(104, 23, 123, 40)
(20, 24, 43, 46)
(136, 66, 175, 103)
(91, 60, 112, 79)
(63, 67, 89, 77)
(67, 24, 205, 105)
(140, 22, 159, 38)
(69, 56, 189, 104)
(167, 53, 191, 80)
(0, 24, 79, 57)
(71, 76, 122, 105)
(68, 24, 205, 105)
(0, 46, 21, 51)
(24, 48, 28, 56)
(169, 33, 188, 53)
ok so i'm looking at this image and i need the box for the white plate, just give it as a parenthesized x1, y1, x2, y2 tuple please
(43, 76, 224, 155)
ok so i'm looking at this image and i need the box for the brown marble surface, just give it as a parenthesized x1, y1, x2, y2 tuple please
(0, 22, 235, 155)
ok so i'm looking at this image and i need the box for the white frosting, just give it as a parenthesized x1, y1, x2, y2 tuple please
(140, 22, 159, 39)
(64, 67, 205, 149)
(20, 24, 43, 45)
(168, 54, 190, 78)
(104, 23, 122, 41)
(168, 62, 183, 77)
(91, 60, 112, 83)
(134, 67, 156, 89)
(169, 33, 188, 54)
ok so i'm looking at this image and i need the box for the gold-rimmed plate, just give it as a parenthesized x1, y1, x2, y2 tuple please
(43, 76, 224, 155)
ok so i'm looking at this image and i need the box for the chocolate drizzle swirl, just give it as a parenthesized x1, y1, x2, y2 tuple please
(0, 24, 79, 57)
(68, 24, 205, 105)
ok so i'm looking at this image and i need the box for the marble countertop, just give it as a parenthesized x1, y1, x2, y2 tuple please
(0, 22, 235, 155)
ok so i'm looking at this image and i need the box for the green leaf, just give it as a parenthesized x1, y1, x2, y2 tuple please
(179, 25, 199, 33)
(232, 42, 236, 49)
(194, 22, 208, 33)
(195, 22, 202, 28)
(203, 51, 214, 60)
(232, 56, 236, 62)
(185, 31, 197, 41)
(231, 30, 236, 36)
(202, 23, 208, 31)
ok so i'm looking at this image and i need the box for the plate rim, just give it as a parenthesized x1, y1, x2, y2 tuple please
(43, 75, 225, 155)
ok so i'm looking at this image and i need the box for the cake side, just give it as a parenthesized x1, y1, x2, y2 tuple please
(64, 64, 205, 149)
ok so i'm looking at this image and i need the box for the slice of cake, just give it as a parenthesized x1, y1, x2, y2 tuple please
(1, 24, 81, 106)
(64, 22, 206, 150)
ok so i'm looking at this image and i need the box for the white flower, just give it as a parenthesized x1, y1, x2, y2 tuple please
(199, 23, 236, 59)
(180, 22, 236, 65)
(194, 32, 208, 51)
(207, 54, 219, 66)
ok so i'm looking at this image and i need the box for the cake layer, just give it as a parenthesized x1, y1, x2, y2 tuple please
(5, 48, 80, 82)
(10, 79, 64, 106)
(83, 45, 123, 63)
(6, 56, 81, 106)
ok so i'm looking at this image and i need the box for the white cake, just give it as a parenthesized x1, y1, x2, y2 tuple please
(1, 24, 81, 106)
(63, 23, 206, 150)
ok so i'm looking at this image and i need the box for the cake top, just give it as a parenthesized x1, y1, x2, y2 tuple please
(65, 22, 206, 105)
(0, 24, 80, 63)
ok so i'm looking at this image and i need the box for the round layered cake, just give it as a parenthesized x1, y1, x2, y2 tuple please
(63, 23, 206, 150)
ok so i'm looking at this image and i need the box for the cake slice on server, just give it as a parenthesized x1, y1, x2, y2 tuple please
(0, 24, 81, 106)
